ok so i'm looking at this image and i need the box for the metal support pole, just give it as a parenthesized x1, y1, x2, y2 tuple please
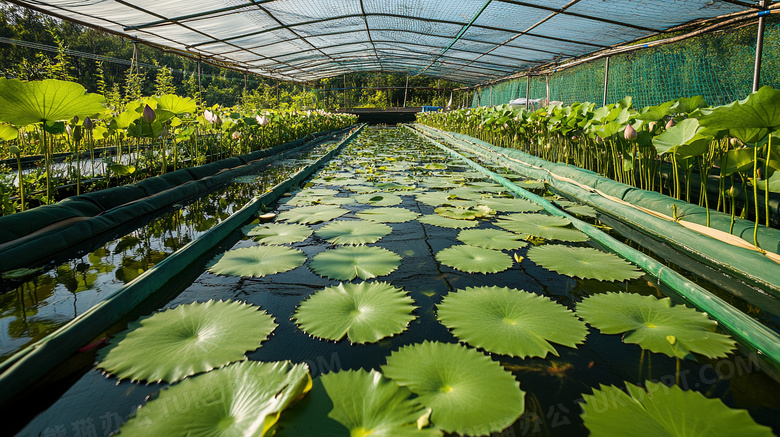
(602, 56, 611, 107)
(130, 41, 138, 76)
(343, 74, 347, 109)
(244, 73, 247, 92)
(490, 86, 493, 106)
(753, 1, 770, 92)
(545, 75, 550, 105)
(525, 75, 530, 110)
(403, 75, 409, 108)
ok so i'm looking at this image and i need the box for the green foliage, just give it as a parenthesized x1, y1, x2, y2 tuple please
(435, 245, 513, 274)
(294, 282, 416, 343)
(496, 213, 589, 242)
(581, 381, 774, 437)
(527, 245, 644, 282)
(309, 246, 401, 281)
(120, 361, 311, 437)
(438, 286, 587, 358)
(97, 300, 277, 382)
(246, 223, 313, 245)
(456, 228, 527, 250)
(0, 78, 105, 125)
(355, 207, 420, 223)
(576, 292, 736, 359)
(315, 220, 393, 245)
(382, 341, 526, 436)
(208, 245, 306, 277)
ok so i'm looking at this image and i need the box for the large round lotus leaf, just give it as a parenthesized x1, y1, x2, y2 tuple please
(315, 196, 356, 206)
(274, 370, 441, 436)
(277, 205, 347, 224)
(209, 246, 306, 277)
(0, 78, 106, 125)
(294, 282, 416, 343)
(375, 181, 415, 191)
(415, 192, 453, 206)
(309, 246, 401, 281)
(527, 245, 644, 282)
(382, 341, 525, 436)
(496, 213, 589, 242)
(456, 228, 527, 250)
(300, 188, 339, 196)
(436, 245, 513, 274)
(119, 361, 312, 437)
(97, 300, 277, 382)
(418, 214, 479, 229)
(438, 286, 587, 358)
(315, 220, 392, 245)
(581, 381, 773, 437)
(345, 185, 378, 194)
(465, 181, 507, 193)
(434, 204, 494, 220)
(576, 292, 735, 359)
(247, 223, 312, 245)
(479, 197, 543, 213)
(356, 207, 420, 223)
(355, 192, 403, 206)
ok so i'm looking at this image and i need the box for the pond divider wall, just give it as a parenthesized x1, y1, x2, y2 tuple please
(0, 128, 343, 271)
(411, 124, 780, 298)
(405, 124, 780, 380)
(0, 125, 364, 406)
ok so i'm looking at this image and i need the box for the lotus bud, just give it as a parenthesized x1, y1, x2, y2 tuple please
(666, 118, 676, 129)
(204, 109, 215, 123)
(83, 117, 94, 131)
(72, 115, 79, 124)
(143, 104, 156, 124)
(232, 131, 241, 140)
(10, 145, 20, 155)
(215, 116, 223, 127)
(648, 121, 656, 131)
(624, 124, 637, 141)
(729, 138, 741, 148)
(65, 125, 73, 136)
(73, 126, 83, 143)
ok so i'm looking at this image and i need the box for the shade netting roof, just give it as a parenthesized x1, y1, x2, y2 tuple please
(13, 0, 762, 84)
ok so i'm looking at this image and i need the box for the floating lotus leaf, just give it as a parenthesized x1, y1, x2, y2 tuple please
(97, 300, 277, 382)
(274, 369, 441, 436)
(309, 246, 401, 281)
(418, 215, 479, 229)
(294, 282, 416, 343)
(315, 220, 392, 245)
(345, 185, 378, 193)
(233, 175, 260, 184)
(300, 188, 339, 196)
(435, 204, 494, 220)
(277, 205, 347, 224)
(467, 181, 507, 192)
(436, 245, 513, 274)
(581, 381, 773, 437)
(315, 196, 355, 206)
(423, 163, 447, 170)
(438, 286, 587, 358)
(565, 204, 598, 218)
(576, 292, 735, 359)
(527, 245, 643, 282)
(209, 246, 306, 277)
(119, 361, 311, 437)
(479, 197, 543, 213)
(382, 341, 525, 436)
(456, 229, 528, 250)
(375, 181, 415, 191)
(246, 223, 312, 245)
(355, 192, 403, 206)
(496, 213, 589, 242)
(415, 192, 453, 206)
(356, 207, 420, 223)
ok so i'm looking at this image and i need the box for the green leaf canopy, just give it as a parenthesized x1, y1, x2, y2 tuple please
(456, 229, 527, 250)
(437, 286, 587, 358)
(496, 213, 589, 242)
(247, 223, 312, 245)
(581, 381, 773, 437)
(309, 246, 401, 281)
(208, 246, 306, 277)
(315, 220, 393, 245)
(576, 292, 735, 359)
(97, 300, 277, 382)
(382, 341, 525, 436)
(435, 245, 513, 274)
(294, 282, 416, 343)
(274, 370, 441, 436)
(0, 78, 105, 126)
(527, 245, 644, 282)
(119, 361, 311, 437)
(697, 86, 780, 143)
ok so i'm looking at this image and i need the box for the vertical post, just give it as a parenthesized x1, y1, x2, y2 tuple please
(197, 57, 202, 99)
(525, 75, 530, 110)
(343, 74, 347, 109)
(753, 0, 770, 92)
(490, 86, 493, 106)
(545, 75, 550, 105)
(130, 41, 138, 76)
(403, 75, 409, 107)
(603, 56, 610, 107)
(276, 80, 280, 108)
(244, 73, 247, 92)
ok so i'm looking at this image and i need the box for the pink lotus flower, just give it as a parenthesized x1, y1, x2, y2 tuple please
(256, 115, 270, 126)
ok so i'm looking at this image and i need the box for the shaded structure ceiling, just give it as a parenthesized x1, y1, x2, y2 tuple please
(9, 0, 763, 85)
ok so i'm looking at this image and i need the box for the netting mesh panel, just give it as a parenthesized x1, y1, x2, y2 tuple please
(472, 15, 780, 108)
